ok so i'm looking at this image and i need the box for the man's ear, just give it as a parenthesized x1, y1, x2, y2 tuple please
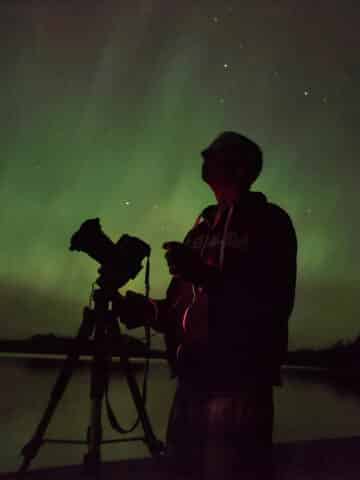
(235, 164, 252, 187)
(234, 164, 246, 180)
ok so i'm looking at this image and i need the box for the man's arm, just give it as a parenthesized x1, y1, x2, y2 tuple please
(113, 277, 181, 334)
(146, 297, 170, 333)
(254, 207, 298, 364)
(110, 291, 166, 332)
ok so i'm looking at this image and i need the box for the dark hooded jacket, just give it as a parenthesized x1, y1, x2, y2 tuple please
(157, 190, 297, 392)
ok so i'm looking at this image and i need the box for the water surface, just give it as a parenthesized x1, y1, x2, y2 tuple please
(1, 358, 360, 473)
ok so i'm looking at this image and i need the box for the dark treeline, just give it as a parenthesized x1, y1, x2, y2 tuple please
(1, 333, 360, 373)
(287, 335, 360, 371)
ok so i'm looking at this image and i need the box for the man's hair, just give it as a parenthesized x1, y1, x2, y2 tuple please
(201, 131, 263, 185)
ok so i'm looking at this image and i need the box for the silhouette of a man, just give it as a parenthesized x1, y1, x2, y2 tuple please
(117, 131, 297, 479)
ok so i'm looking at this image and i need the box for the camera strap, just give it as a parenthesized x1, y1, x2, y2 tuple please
(104, 255, 151, 435)
(105, 380, 140, 434)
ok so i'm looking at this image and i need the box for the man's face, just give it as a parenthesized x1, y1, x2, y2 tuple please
(201, 152, 246, 191)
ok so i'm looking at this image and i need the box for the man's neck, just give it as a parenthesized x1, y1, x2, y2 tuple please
(215, 188, 250, 207)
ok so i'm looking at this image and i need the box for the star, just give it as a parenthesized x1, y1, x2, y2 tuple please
(224, 63, 229, 70)
(213, 16, 219, 23)
(304, 90, 310, 96)
(124, 201, 131, 206)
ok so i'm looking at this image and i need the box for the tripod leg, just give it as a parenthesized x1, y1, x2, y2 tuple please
(17, 307, 95, 478)
(83, 309, 111, 479)
(110, 319, 164, 456)
(84, 396, 103, 480)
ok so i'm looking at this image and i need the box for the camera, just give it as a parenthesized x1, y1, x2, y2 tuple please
(69, 218, 150, 290)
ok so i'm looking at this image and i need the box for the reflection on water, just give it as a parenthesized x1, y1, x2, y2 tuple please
(1, 358, 360, 473)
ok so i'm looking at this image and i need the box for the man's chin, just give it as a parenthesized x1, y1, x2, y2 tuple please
(201, 170, 217, 185)
(201, 173, 211, 185)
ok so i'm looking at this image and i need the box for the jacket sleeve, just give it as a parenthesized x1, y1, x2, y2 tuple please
(254, 207, 298, 364)
(149, 215, 205, 333)
(147, 297, 170, 333)
(150, 277, 186, 376)
(250, 207, 297, 320)
(149, 276, 185, 333)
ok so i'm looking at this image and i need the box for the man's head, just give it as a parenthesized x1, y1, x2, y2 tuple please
(201, 131, 263, 200)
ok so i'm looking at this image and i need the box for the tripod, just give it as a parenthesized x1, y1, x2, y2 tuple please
(17, 286, 164, 479)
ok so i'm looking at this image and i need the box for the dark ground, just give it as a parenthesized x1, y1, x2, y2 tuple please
(1, 436, 360, 480)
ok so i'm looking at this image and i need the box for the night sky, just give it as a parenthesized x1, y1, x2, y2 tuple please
(1, 1, 359, 350)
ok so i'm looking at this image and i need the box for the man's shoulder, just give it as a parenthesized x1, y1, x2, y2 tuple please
(265, 201, 297, 244)
(267, 201, 294, 225)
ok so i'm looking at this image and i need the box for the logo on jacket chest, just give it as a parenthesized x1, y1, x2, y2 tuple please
(190, 231, 249, 252)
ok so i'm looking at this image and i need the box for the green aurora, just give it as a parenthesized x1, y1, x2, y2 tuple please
(1, 1, 360, 349)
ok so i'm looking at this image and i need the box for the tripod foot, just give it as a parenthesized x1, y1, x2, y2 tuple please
(147, 438, 166, 457)
(83, 451, 101, 479)
(17, 435, 44, 479)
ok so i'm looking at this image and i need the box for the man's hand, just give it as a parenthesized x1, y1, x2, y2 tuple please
(163, 241, 209, 285)
(112, 291, 154, 329)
